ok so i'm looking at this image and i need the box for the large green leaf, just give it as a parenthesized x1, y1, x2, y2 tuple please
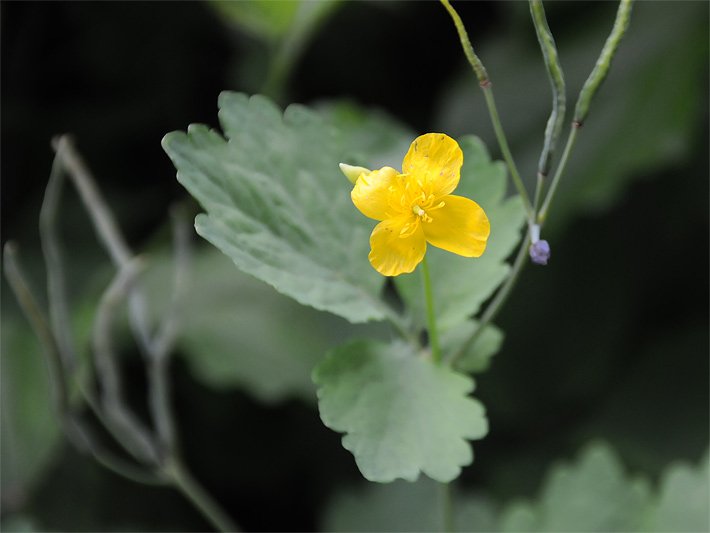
(499, 442, 651, 532)
(313, 339, 488, 483)
(163, 92, 399, 324)
(395, 136, 525, 333)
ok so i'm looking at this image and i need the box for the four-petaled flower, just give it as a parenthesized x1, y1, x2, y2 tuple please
(347, 133, 490, 277)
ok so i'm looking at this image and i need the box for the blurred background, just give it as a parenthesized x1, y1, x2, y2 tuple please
(2, 1, 707, 531)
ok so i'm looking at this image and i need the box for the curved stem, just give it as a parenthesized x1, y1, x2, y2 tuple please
(537, 123, 579, 223)
(529, 0, 567, 179)
(166, 457, 239, 532)
(440, 0, 534, 222)
(449, 233, 530, 367)
(421, 256, 441, 363)
(574, 0, 634, 125)
(481, 88, 535, 222)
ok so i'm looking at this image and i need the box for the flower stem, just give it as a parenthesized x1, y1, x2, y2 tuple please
(421, 256, 442, 363)
(440, 482, 454, 532)
(440, 0, 535, 223)
(537, 123, 579, 223)
(448, 233, 531, 367)
(166, 457, 238, 533)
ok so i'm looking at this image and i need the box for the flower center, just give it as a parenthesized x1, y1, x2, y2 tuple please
(412, 204, 432, 223)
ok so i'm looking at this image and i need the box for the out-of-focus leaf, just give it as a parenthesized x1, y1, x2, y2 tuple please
(436, 2, 707, 235)
(0, 515, 38, 532)
(322, 477, 499, 532)
(646, 452, 709, 532)
(209, 1, 301, 42)
(499, 442, 651, 532)
(163, 92, 400, 324)
(0, 319, 60, 510)
(317, 100, 415, 172)
(142, 245, 387, 403)
(441, 320, 504, 373)
(313, 339, 487, 482)
(395, 136, 525, 333)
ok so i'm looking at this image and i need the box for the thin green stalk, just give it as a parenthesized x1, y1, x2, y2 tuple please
(529, 0, 566, 179)
(166, 457, 239, 533)
(537, 124, 579, 222)
(574, 0, 634, 125)
(3, 242, 69, 414)
(482, 88, 535, 222)
(440, 482, 454, 532)
(440, 0, 534, 222)
(538, 0, 632, 223)
(3, 243, 161, 484)
(39, 136, 78, 374)
(420, 256, 441, 363)
(448, 233, 530, 367)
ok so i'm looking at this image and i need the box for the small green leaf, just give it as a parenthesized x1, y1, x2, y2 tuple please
(499, 442, 651, 532)
(163, 93, 396, 324)
(441, 320, 504, 373)
(313, 339, 488, 483)
(396, 136, 525, 332)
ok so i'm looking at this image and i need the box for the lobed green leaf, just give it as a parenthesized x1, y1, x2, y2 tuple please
(163, 93, 399, 324)
(313, 339, 488, 483)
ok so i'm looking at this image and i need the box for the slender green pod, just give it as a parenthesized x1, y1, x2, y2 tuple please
(538, 0, 634, 222)
(440, 0, 535, 221)
(574, 0, 634, 125)
(530, 0, 566, 179)
(440, 0, 489, 85)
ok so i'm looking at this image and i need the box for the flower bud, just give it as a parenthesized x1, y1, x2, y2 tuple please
(529, 239, 551, 265)
(339, 163, 370, 185)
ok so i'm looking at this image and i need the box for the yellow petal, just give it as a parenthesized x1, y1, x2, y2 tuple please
(422, 195, 490, 257)
(351, 167, 400, 221)
(402, 133, 463, 197)
(369, 217, 426, 276)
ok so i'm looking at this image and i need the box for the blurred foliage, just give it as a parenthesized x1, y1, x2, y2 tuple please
(143, 244, 387, 403)
(323, 442, 709, 532)
(2, 1, 707, 531)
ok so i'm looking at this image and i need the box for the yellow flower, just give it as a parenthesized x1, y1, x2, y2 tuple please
(348, 133, 490, 277)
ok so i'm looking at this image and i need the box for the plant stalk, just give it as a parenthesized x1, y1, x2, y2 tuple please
(421, 256, 442, 363)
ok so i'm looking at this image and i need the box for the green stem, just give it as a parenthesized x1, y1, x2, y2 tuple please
(537, 123, 579, 223)
(440, 482, 454, 532)
(529, 0, 567, 179)
(421, 256, 441, 363)
(166, 457, 238, 533)
(448, 233, 530, 367)
(482, 88, 535, 222)
(574, 0, 634, 125)
(536, 0, 632, 223)
(440, 0, 534, 223)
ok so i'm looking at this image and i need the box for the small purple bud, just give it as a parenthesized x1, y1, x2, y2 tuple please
(529, 239, 551, 265)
